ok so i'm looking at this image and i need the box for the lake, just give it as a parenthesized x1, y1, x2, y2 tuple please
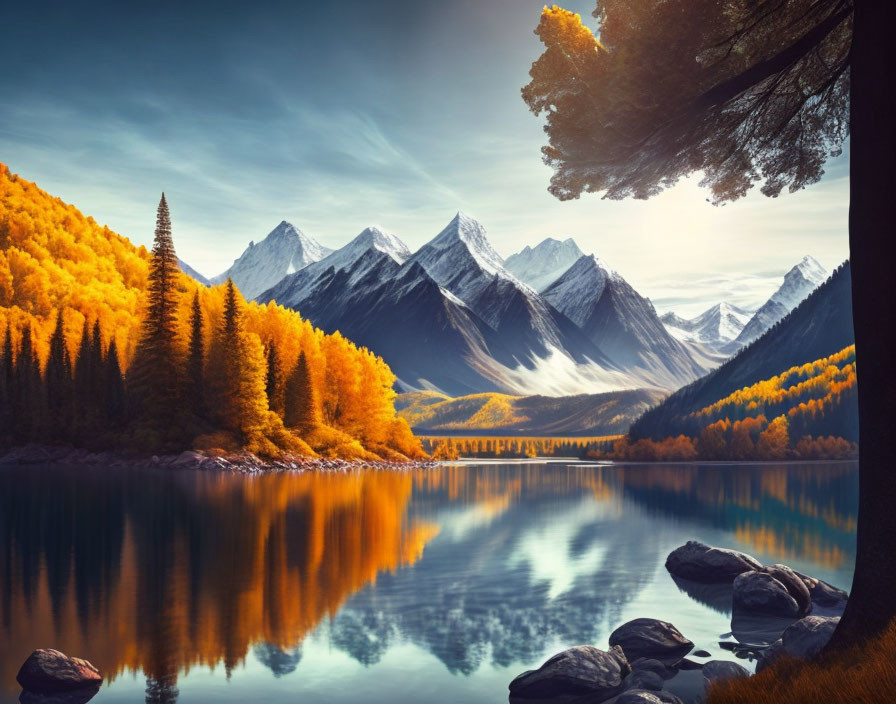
(0, 460, 857, 704)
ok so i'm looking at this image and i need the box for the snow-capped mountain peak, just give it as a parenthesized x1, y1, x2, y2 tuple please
(428, 212, 507, 277)
(212, 221, 332, 299)
(346, 226, 411, 264)
(541, 254, 616, 327)
(661, 302, 753, 348)
(505, 237, 585, 292)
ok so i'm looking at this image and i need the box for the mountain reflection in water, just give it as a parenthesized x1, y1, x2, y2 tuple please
(0, 461, 857, 703)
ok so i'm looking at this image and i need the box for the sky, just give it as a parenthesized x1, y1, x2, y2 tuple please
(0, 0, 850, 316)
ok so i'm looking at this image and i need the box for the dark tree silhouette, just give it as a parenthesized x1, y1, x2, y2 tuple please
(187, 289, 205, 416)
(105, 337, 126, 428)
(45, 309, 73, 440)
(284, 350, 320, 430)
(129, 193, 183, 431)
(0, 324, 12, 439)
(523, 0, 894, 649)
(265, 339, 284, 417)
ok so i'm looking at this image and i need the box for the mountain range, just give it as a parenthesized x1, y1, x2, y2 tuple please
(660, 255, 828, 353)
(253, 213, 724, 396)
(201, 213, 831, 399)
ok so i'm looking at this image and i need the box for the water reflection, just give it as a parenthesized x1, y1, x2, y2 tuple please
(0, 462, 856, 703)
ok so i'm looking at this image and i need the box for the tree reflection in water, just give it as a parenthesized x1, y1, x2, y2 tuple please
(0, 462, 856, 702)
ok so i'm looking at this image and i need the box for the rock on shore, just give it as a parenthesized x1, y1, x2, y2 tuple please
(665, 541, 763, 583)
(0, 444, 438, 474)
(16, 649, 102, 694)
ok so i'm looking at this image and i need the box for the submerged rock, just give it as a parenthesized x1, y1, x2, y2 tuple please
(508, 645, 630, 701)
(794, 570, 849, 611)
(16, 649, 102, 694)
(732, 571, 802, 618)
(609, 619, 694, 665)
(665, 541, 762, 583)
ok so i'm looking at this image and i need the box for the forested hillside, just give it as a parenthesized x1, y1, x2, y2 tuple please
(612, 345, 858, 461)
(630, 262, 854, 442)
(0, 164, 422, 459)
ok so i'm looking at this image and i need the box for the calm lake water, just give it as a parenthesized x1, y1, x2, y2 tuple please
(0, 461, 857, 704)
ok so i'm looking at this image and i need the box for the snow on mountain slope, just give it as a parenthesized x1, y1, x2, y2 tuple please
(735, 255, 827, 346)
(257, 226, 410, 307)
(505, 237, 585, 292)
(543, 255, 713, 388)
(212, 221, 332, 300)
(661, 302, 753, 348)
(408, 212, 519, 302)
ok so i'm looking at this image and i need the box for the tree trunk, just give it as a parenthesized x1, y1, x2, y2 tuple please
(825, 0, 896, 651)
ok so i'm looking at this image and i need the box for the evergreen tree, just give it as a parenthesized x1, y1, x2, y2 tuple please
(0, 323, 11, 442)
(186, 290, 204, 416)
(265, 340, 284, 417)
(284, 351, 320, 430)
(208, 279, 269, 440)
(104, 338, 126, 428)
(129, 193, 182, 430)
(14, 326, 42, 440)
(45, 309, 73, 442)
(73, 319, 96, 442)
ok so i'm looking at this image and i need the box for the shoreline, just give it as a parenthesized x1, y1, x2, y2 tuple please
(0, 445, 439, 474)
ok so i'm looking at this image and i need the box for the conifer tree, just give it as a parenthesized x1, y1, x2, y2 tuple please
(73, 319, 96, 442)
(265, 340, 284, 417)
(0, 323, 11, 442)
(208, 279, 269, 440)
(14, 325, 42, 440)
(129, 193, 182, 429)
(186, 290, 204, 416)
(45, 309, 73, 441)
(284, 351, 320, 430)
(104, 338, 125, 428)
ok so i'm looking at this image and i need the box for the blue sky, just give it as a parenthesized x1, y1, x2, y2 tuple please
(0, 0, 849, 315)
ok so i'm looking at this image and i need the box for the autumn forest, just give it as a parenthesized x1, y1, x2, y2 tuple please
(0, 165, 422, 460)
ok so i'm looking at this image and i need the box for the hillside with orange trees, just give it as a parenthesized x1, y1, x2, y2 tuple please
(611, 345, 858, 461)
(0, 163, 422, 459)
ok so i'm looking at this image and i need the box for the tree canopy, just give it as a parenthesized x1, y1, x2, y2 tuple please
(523, 1, 851, 203)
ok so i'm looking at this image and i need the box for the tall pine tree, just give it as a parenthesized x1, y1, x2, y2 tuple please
(186, 290, 204, 417)
(284, 350, 320, 430)
(45, 309, 73, 442)
(265, 340, 284, 417)
(104, 337, 125, 428)
(129, 193, 183, 433)
(14, 326, 42, 440)
(0, 323, 11, 443)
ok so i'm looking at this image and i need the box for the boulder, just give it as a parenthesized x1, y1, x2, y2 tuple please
(16, 650, 103, 694)
(793, 570, 849, 610)
(755, 615, 839, 671)
(732, 571, 801, 618)
(755, 638, 785, 673)
(608, 619, 694, 665)
(782, 615, 840, 659)
(665, 541, 762, 583)
(508, 645, 630, 701)
(621, 669, 664, 692)
(701, 660, 750, 684)
(628, 658, 669, 678)
(615, 690, 684, 704)
(761, 564, 811, 616)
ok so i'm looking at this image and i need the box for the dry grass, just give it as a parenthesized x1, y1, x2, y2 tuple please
(708, 621, 896, 704)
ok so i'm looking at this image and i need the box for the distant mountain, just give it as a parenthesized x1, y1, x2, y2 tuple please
(505, 237, 585, 292)
(734, 255, 827, 346)
(178, 258, 210, 286)
(212, 221, 332, 300)
(630, 261, 853, 441)
(397, 388, 667, 436)
(661, 302, 753, 351)
(261, 215, 636, 396)
(542, 255, 713, 389)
